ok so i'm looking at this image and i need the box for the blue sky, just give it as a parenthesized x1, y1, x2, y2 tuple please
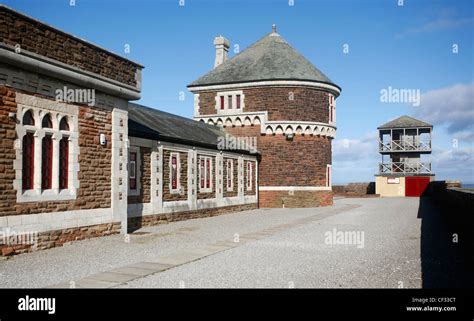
(5, 0, 473, 184)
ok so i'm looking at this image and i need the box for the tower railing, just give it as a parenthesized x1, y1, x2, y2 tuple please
(378, 139, 431, 152)
(379, 162, 432, 174)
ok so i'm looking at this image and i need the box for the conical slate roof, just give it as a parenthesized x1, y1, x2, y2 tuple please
(378, 115, 432, 129)
(188, 31, 339, 89)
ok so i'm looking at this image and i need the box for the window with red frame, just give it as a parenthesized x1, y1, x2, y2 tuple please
(227, 160, 233, 190)
(59, 137, 69, 190)
(200, 158, 205, 189)
(22, 133, 34, 190)
(199, 156, 212, 192)
(220, 96, 225, 110)
(171, 154, 178, 190)
(246, 162, 252, 190)
(129, 152, 137, 190)
(206, 158, 211, 188)
(41, 135, 53, 190)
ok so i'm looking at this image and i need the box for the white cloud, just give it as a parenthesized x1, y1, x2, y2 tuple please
(415, 81, 474, 135)
(396, 17, 474, 38)
(332, 132, 379, 183)
(430, 146, 474, 182)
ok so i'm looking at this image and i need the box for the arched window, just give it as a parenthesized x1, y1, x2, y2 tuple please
(41, 135, 53, 190)
(23, 110, 35, 126)
(22, 133, 34, 190)
(59, 117, 70, 131)
(59, 136, 69, 189)
(42, 114, 53, 128)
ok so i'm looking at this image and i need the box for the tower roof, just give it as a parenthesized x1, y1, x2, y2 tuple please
(378, 115, 433, 130)
(188, 30, 339, 90)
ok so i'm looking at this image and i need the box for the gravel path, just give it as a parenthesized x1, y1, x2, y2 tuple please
(120, 197, 423, 288)
(0, 197, 424, 288)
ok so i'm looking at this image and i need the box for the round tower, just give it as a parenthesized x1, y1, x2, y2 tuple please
(188, 26, 341, 207)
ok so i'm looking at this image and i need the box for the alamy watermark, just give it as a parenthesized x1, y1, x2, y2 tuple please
(217, 134, 257, 154)
(55, 86, 96, 106)
(0, 227, 38, 247)
(324, 228, 365, 249)
(380, 86, 420, 107)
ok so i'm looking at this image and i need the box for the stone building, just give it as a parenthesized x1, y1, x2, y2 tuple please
(0, 5, 257, 256)
(188, 25, 341, 207)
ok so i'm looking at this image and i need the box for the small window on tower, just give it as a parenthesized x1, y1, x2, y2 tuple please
(236, 95, 241, 109)
(220, 96, 225, 110)
(228, 95, 232, 109)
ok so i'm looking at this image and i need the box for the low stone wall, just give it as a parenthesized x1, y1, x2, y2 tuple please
(128, 203, 257, 231)
(333, 182, 378, 197)
(428, 180, 474, 257)
(0, 222, 121, 256)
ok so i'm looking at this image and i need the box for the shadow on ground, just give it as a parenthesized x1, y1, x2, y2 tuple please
(418, 196, 474, 288)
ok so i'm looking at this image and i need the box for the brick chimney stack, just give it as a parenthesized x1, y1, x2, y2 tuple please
(213, 36, 229, 68)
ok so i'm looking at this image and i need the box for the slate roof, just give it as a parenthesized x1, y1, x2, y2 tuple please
(128, 103, 256, 154)
(378, 115, 433, 129)
(188, 31, 339, 89)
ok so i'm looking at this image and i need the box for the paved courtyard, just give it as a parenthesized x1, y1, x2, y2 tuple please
(0, 198, 432, 288)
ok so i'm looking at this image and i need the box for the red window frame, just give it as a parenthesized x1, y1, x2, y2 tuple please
(129, 152, 137, 190)
(247, 162, 252, 190)
(227, 160, 232, 189)
(220, 96, 225, 110)
(206, 158, 210, 188)
(59, 137, 69, 190)
(41, 135, 53, 190)
(236, 95, 241, 109)
(200, 158, 205, 188)
(22, 133, 34, 190)
(171, 155, 178, 190)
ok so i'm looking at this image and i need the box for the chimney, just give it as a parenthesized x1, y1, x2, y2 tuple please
(213, 36, 230, 68)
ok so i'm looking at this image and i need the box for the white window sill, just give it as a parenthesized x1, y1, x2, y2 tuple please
(17, 188, 77, 203)
(170, 187, 183, 195)
(199, 188, 213, 193)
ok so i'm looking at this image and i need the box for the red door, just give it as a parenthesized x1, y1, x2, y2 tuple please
(405, 177, 430, 197)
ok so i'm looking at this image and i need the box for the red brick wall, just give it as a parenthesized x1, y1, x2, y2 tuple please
(0, 7, 140, 87)
(225, 126, 331, 187)
(259, 191, 333, 208)
(198, 87, 330, 123)
(0, 86, 112, 217)
(162, 150, 188, 202)
(258, 134, 331, 187)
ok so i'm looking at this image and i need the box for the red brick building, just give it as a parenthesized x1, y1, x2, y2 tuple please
(188, 26, 341, 207)
(0, 6, 340, 256)
(0, 5, 257, 256)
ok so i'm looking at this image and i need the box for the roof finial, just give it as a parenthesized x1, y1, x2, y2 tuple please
(272, 23, 277, 33)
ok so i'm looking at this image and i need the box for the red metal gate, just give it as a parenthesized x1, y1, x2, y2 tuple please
(405, 177, 430, 197)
